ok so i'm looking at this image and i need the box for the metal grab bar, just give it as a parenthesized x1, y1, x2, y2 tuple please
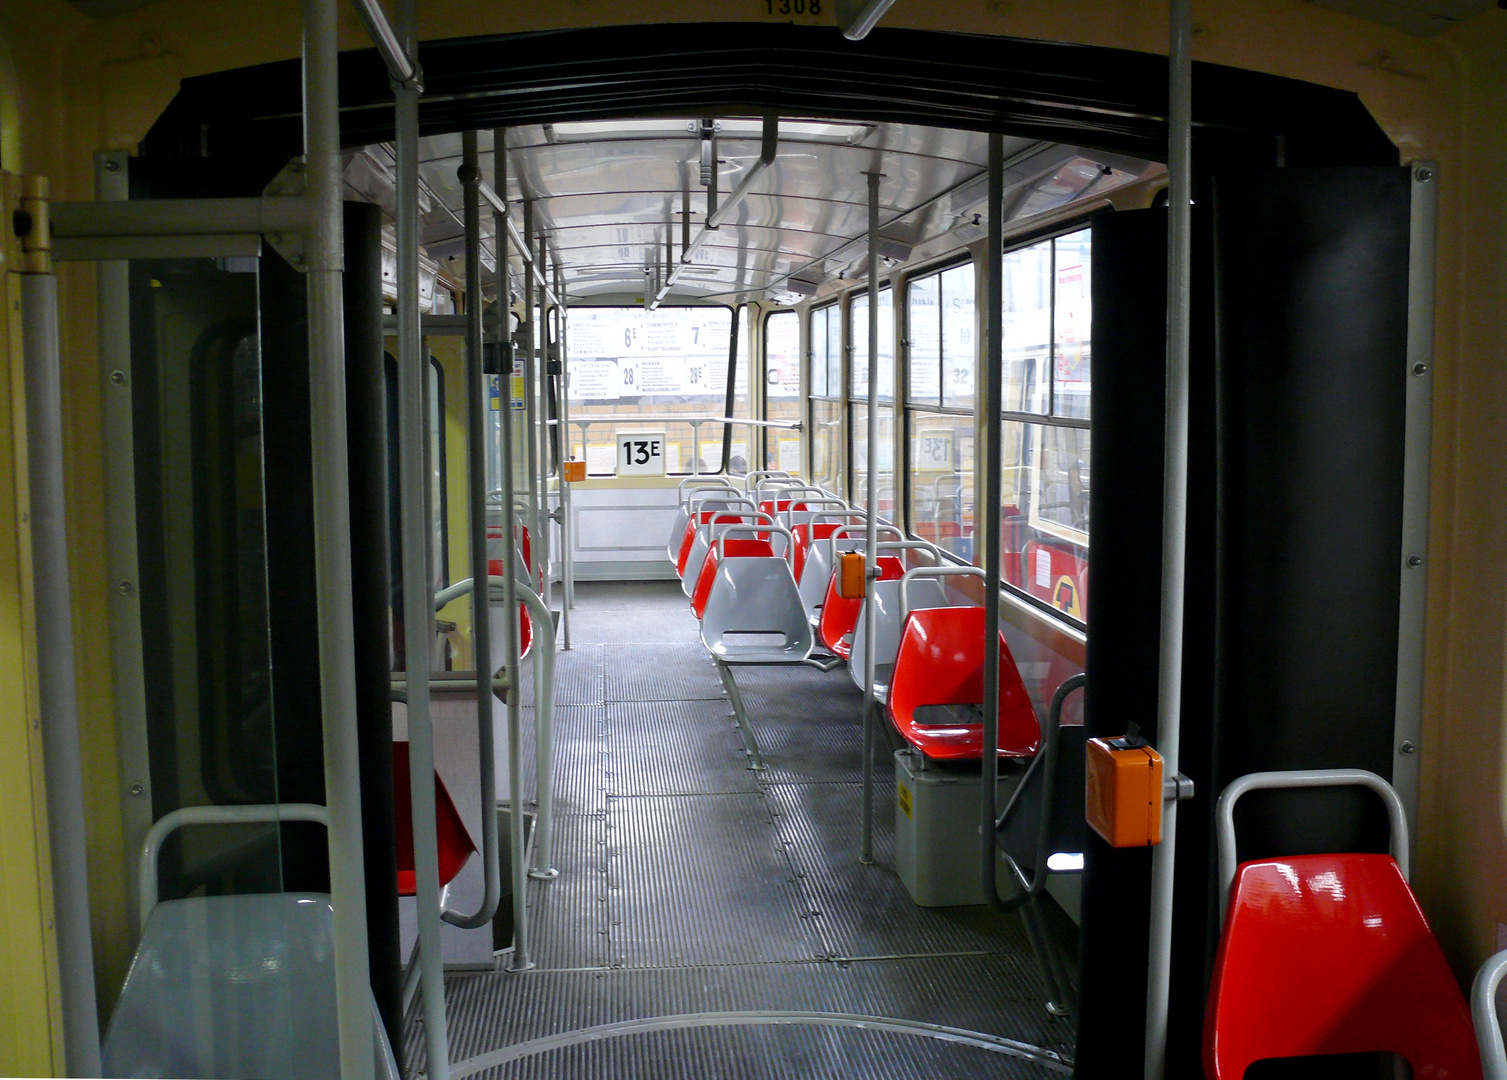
(873, 540, 943, 564)
(679, 477, 734, 501)
(743, 469, 792, 491)
(717, 523, 796, 573)
(138, 803, 331, 924)
(438, 574, 559, 879)
(987, 673, 1086, 915)
(829, 522, 903, 567)
(899, 564, 985, 621)
(1215, 769, 1410, 920)
(1474, 951, 1507, 1080)
(569, 415, 803, 431)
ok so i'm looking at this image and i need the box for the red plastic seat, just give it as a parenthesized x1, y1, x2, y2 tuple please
(676, 510, 731, 577)
(391, 741, 477, 896)
(885, 606, 1039, 760)
(691, 535, 776, 619)
(1204, 852, 1479, 1079)
(791, 522, 842, 584)
(486, 559, 533, 659)
(817, 554, 904, 659)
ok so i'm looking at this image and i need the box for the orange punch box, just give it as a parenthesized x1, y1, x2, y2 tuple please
(838, 551, 867, 599)
(562, 459, 586, 483)
(1085, 736, 1164, 847)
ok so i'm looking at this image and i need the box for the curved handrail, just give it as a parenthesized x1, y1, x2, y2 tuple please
(743, 469, 792, 491)
(679, 476, 733, 500)
(899, 564, 984, 620)
(1474, 950, 1507, 1080)
(829, 522, 903, 566)
(718, 522, 796, 572)
(987, 673, 1086, 916)
(874, 539, 943, 564)
(139, 803, 331, 926)
(1215, 768, 1409, 920)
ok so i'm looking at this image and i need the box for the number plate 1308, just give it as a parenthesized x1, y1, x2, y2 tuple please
(763, 0, 826, 16)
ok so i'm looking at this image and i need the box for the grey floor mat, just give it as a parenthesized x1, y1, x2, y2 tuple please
(407, 582, 1077, 1078)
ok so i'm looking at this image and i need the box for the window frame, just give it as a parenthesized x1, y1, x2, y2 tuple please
(761, 306, 802, 477)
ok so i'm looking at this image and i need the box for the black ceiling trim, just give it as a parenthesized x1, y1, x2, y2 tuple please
(141, 22, 1397, 169)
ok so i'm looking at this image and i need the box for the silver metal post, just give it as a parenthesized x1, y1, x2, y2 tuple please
(21, 267, 103, 1078)
(859, 169, 882, 865)
(304, 0, 375, 1075)
(522, 576, 558, 880)
(538, 236, 553, 615)
(442, 130, 501, 930)
(1145, 0, 1193, 1074)
(493, 128, 533, 971)
(394, 0, 450, 1072)
(559, 265, 575, 618)
(522, 201, 542, 590)
(691, 420, 702, 477)
(980, 134, 1006, 904)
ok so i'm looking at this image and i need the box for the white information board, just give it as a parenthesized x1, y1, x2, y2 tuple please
(616, 430, 666, 476)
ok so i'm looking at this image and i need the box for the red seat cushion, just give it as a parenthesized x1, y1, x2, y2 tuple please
(391, 741, 477, 896)
(817, 555, 904, 659)
(1204, 853, 1479, 1079)
(691, 537, 776, 619)
(791, 522, 841, 584)
(885, 606, 1039, 760)
(487, 559, 532, 659)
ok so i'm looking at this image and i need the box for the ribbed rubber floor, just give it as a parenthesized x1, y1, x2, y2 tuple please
(406, 580, 1076, 1078)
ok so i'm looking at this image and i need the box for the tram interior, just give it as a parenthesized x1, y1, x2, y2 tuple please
(9, 2, 1507, 1078)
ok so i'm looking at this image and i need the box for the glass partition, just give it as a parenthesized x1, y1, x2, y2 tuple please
(763, 308, 803, 474)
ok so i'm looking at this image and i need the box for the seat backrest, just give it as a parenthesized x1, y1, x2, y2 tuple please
(819, 554, 905, 658)
(885, 606, 1039, 759)
(792, 521, 842, 584)
(798, 530, 854, 618)
(1204, 853, 1479, 1079)
(700, 556, 814, 661)
(392, 741, 477, 895)
(849, 576, 948, 692)
(487, 559, 533, 661)
(692, 536, 775, 619)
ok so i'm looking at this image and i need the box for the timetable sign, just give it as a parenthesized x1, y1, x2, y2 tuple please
(616, 431, 666, 476)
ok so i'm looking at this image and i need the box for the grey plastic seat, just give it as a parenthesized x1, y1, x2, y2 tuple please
(102, 892, 399, 1080)
(850, 576, 949, 703)
(701, 556, 813, 664)
(682, 510, 766, 597)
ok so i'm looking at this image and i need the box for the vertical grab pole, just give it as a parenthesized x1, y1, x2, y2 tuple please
(859, 169, 883, 865)
(441, 130, 502, 930)
(1145, 0, 1193, 1074)
(20, 231, 104, 1078)
(304, 0, 376, 1074)
(538, 237, 553, 616)
(559, 264, 575, 617)
(521, 201, 541, 592)
(980, 132, 1006, 908)
(555, 271, 573, 648)
(493, 128, 533, 971)
(394, 1, 450, 1073)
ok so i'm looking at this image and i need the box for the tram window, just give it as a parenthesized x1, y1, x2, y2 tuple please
(808, 301, 842, 490)
(564, 305, 733, 475)
(1001, 421, 1090, 622)
(907, 262, 975, 410)
(763, 309, 802, 474)
(908, 412, 976, 557)
(1003, 239, 1052, 415)
(906, 262, 976, 548)
(908, 272, 942, 407)
(809, 303, 835, 397)
(1053, 228, 1092, 420)
(811, 399, 843, 493)
(849, 287, 894, 401)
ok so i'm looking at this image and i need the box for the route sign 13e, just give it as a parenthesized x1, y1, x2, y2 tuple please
(616, 431, 666, 476)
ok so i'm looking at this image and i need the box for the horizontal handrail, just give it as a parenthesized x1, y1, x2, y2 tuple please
(1215, 769, 1409, 920)
(566, 415, 802, 431)
(717, 523, 796, 571)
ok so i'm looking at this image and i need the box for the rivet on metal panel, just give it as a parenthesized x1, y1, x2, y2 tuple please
(1414, 166, 1434, 183)
(118, 580, 133, 593)
(109, 369, 126, 385)
(1400, 741, 1417, 755)
(1412, 361, 1429, 376)
(1407, 554, 1423, 569)
(104, 158, 122, 173)
(129, 783, 144, 796)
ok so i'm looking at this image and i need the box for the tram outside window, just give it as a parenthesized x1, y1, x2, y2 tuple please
(849, 287, 894, 512)
(727, 304, 752, 475)
(906, 262, 976, 557)
(763, 308, 802, 474)
(808, 302, 843, 493)
(563, 305, 734, 475)
(1000, 227, 1092, 622)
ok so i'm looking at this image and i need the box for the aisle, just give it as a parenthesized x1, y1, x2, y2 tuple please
(407, 581, 1076, 1079)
